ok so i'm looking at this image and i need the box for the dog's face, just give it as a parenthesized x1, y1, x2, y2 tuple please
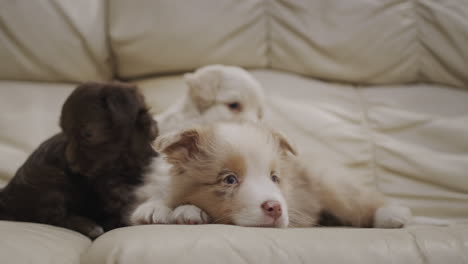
(60, 82, 158, 177)
(184, 65, 265, 123)
(157, 122, 297, 227)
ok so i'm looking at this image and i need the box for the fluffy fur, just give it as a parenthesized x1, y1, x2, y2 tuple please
(0, 82, 158, 238)
(156, 64, 265, 135)
(133, 122, 411, 228)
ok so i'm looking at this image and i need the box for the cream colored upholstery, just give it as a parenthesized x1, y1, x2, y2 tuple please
(270, 1, 468, 88)
(0, 81, 74, 184)
(0, 0, 111, 82)
(1, 0, 467, 263)
(0, 221, 91, 264)
(83, 224, 468, 264)
(109, 0, 268, 79)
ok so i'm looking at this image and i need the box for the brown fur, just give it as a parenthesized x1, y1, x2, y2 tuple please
(0, 82, 158, 238)
(283, 157, 386, 227)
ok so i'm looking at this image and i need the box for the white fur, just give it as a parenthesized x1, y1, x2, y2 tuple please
(130, 198, 173, 224)
(374, 205, 412, 228)
(172, 205, 210, 224)
(233, 176, 289, 227)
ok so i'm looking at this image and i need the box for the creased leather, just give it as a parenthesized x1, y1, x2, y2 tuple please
(81, 224, 468, 264)
(0, 221, 90, 264)
(0, 0, 111, 82)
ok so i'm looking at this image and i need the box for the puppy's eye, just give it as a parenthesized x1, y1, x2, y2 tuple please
(223, 174, 239, 185)
(226, 102, 241, 111)
(271, 174, 280, 184)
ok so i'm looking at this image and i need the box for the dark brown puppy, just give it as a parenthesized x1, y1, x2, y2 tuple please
(0, 82, 158, 238)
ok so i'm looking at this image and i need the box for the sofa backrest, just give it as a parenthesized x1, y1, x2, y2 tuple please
(1, 0, 467, 88)
(268, 0, 468, 88)
(109, 0, 268, 79)
(0, 0, 111, 82)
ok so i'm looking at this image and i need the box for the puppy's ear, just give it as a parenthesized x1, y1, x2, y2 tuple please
(101, 85, 139, 129)
(272, 130, 297, 156)
(185, 69, 221, 111)
(155, 128, 205, 164)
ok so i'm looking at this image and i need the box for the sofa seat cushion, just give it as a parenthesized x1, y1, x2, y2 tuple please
(82, 224, 468, 264)
(0, 221, 91, 264)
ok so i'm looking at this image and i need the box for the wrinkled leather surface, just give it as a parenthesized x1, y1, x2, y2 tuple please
(270, 0, 468, 88)
(0, 0, 111, 82)
(1, 0, 467, 87)
(82, 224, 468, 264)
(110, 0, 468, 87)
(0, 221, 91, 264)
(109, 0, 268, 78)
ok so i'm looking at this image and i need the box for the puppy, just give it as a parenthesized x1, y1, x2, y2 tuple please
(0, 82, 158, 238)
(156, 64, 265, 135)
(130, 65, 266, 224)
(136, 122, 411, 228)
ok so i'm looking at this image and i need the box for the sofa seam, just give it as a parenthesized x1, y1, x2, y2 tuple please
(406, 229, 429, 264)
(355, 85, 379, 190)
(0, 17, 63, 81)
(104, 0, 118, 81)
(50, 1, 110, 81)
(413, 0, 423, 82)
(264, 0, 272, 68)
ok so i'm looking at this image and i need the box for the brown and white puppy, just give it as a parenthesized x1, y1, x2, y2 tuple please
(0, 82, 158, 238)
(135, 122, 411, 228)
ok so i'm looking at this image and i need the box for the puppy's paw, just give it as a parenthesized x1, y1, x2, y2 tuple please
(87, 226, 104, 239)
(172, 205, 211, 225)
(130, 200, 173, 225)
(374, 205, 412, 228)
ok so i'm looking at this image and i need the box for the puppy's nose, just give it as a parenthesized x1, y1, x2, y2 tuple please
(261, 200, 282, 219)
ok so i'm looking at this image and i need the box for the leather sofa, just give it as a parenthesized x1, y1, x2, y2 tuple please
(1, 1, 467, 263)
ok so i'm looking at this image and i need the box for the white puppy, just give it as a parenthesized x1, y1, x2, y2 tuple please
(156, 64, 265, 135)
(129, 65, 266, 225)
(133, 122, 412, 228)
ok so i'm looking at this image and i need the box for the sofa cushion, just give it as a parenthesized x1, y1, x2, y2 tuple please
(0, 0, 111, 82)
(0, 221, 91, 264)
(109, 0, 267, 79)
(269, 0, 468, 89)
(81, 224, 468, 264)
